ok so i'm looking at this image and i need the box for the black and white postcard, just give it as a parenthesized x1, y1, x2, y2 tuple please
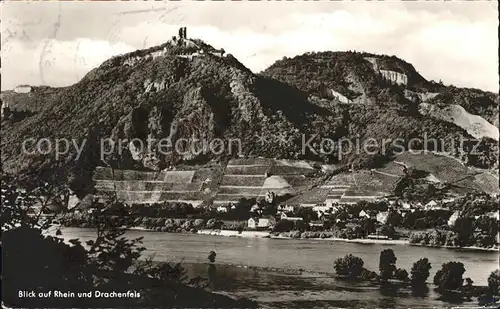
(1, 1, 499, 308)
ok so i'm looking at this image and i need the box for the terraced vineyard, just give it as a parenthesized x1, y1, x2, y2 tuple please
(92, 153, 498, 208)
(93, 166, 218, 206)
(213, 159, 314, 205)
(285, 187, 333, 206)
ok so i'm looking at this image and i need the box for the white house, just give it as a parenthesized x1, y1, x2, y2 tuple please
(216, 206, 229, 213)
(248, 217, 275, 229)
(280, 213, 303, 221)
(248, 218, 258, 229)
(376, 212, 389, 224)
(277, 204, 295, 213)
(257, 218, 274, 228)
(14, 85, 32, 93)
(67, 193, 80, 210)
(359, 210, 370, 219)
(424, 200, 441, 210)
(401, 201, 412, 210)
(313, 205, 332, 212)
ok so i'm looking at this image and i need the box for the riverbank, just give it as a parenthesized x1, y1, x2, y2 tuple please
(53, 227, 498, 286)
(409, 242, 499, 252)
(196, 229, 497, 251)
(197, 229, 270, 238)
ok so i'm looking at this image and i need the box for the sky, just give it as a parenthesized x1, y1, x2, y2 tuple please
(1, 1, 498, 92)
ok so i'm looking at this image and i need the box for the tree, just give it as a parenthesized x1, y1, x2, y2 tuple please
(380, 224, 396, 239)
(433, 261, 466, 291)
(488, 270, 500, 295)
(474, 216, 499, 241)
(294, 220, 309, 232)
(272, 219, 294, 233)
(410, 258, 432, 287)
(333, 254, 364, 279)
(360, 218, 377, 236)
(452, 217, 474, 247)
(379, 249, 397, 281)
(386, 211, 402, 226)
(1, 174, 256, 308)
(295, 207, 318, 222)
(256, 196, 266, 206)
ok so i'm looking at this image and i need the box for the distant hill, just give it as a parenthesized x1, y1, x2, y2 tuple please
(1, 37, 497, 194)
(262, 51, 499, 122)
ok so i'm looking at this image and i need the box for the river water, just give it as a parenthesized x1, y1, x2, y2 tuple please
(56, 228, 499, 308)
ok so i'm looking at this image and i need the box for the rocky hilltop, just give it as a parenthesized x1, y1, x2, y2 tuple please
(1, 33, 498, 194)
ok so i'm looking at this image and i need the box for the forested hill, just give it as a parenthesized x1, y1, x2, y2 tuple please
(262, 51, 499, 126)
(1, 38, 498, 191)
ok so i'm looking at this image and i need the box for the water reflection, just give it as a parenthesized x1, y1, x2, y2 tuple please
(411, 286, 429, 298)
(208, 263, 217, 290)
(55, 229, 497, 308)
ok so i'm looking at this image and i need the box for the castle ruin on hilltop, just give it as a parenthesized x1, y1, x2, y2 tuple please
(123, 27, 226, 66)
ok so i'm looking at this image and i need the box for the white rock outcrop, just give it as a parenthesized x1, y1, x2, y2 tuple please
(419, 103, 499, 140)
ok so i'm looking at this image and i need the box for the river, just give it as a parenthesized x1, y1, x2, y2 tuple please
(55, 228, 499, 308)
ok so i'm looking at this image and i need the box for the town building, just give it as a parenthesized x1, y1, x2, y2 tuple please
(217, 206, 229, 213)
(376, 211, 389, 224)
(359, 210, 370, 219)
(277, 204, 295, 213)
(280, 213, 303, 221)
(14, 85, 32, 93)
(247, 217, 276, 230)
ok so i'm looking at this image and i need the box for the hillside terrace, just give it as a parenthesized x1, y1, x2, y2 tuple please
(213, 158, 315, 205)
(93, 167, 214, 206)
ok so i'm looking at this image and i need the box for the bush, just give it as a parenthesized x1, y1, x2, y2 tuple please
(488, 270, 500, 295)
(1, 175, 257, 308)
(334, 254, 364, 279)
(294, 220, 309, 232)
(380, 224, 396, 239)
(272, 219, 294, 233)
(394, 268, 409, 281)
(359, 268, 379, 281)
(433, 261, 466, 292)
(193, 218, 205, 228)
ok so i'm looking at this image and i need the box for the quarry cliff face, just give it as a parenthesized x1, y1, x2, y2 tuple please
(379, 70, 408, 86)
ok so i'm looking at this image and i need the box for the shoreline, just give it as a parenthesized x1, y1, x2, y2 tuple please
(195, 229, 498, 252)
(409, 242, 499, 252)
(197, 229, 270, 238)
